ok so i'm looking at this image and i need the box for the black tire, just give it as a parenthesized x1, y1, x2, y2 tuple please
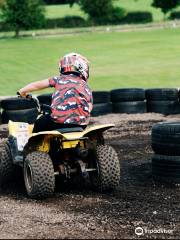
(0, 139, 15, 186)
(145, 88, 178, 101)
(2, 108, 38, 124)
(88, 144, 120, 192)
(112, 101, 146, 113)
(152, 122, 180, 155)
(147, 101, 180, 115)
(24, 151, 55, 199)
(152, 154, 180, 184)
(91, 103, 112, 117)
(111, 88, 145, 102)
(1, 97, 37, 110)
(37, 93, 52, 105)
(92, 91, 110, 104)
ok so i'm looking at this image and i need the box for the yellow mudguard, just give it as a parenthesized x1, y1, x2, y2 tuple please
(8, 121, 114, 152)
(30, 124, 115, 140)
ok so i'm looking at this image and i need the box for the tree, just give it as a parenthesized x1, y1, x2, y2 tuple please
(78, 0, 114, 24)
(1, 0, 46, 37)
(152, 0, 180, 18)
(78, 0, 126, 24)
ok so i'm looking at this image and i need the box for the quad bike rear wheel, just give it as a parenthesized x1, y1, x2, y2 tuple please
(89, 144, 120, 192)
(24, 151, 55, 199)
(0, 139, 15, 186)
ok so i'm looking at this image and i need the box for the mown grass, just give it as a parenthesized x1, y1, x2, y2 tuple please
(1, 28, 180, 96)
(45, 3, 86, 19)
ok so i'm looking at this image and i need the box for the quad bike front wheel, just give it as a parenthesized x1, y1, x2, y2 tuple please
(0, 139, 15, 186)
(89, 144, 120, 192)
(24, 151, 55, 199)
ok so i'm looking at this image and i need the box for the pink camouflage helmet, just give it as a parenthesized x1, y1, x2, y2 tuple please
(59, 52, 89, 81)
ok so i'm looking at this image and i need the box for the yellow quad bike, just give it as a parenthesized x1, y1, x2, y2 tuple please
(0, 99, 120, 199)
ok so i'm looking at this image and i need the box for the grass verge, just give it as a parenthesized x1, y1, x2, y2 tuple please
(1, 27, 180, 96)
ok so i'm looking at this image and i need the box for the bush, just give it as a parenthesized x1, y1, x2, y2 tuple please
(0, 21, 12, 31)
(46, 16, 88, 28)
(109, 7, 127, 24)
(79, 0, 114, 25)
(0, 15, 87, 31)
(120, 11, 153, 24)
(169, 11, 180, 20)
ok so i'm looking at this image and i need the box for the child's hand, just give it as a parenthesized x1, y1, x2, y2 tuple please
(25, 93, 32, 99)
(17, 91, 32, 99)
(16, 91, 22, 97)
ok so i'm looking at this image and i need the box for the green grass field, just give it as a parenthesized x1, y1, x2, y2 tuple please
(45, 3, 86, 19)
(1, 28, 180, 96)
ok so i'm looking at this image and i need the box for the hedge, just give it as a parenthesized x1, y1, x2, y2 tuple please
(120, 11, 153, 24)
(0, 11, 153, 32)
(169, 11, 180, 20)
(45, 16, 88, 29)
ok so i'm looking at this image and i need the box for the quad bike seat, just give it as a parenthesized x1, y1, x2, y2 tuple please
(56, 127, 84, 134)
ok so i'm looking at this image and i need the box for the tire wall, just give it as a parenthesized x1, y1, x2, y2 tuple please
(151, 122, 180, 184)
(111, 88, 146, 114)
(91, 88, 180, 116)
(91, 91, 112, 117)
(109, 88, 180, 115)
(145, 88, 180, 115)
(1, 88, 180, 123)
(0, 97, 38, 124)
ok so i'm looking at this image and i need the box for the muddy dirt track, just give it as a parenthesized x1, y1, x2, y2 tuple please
(0, 113, 180, 239)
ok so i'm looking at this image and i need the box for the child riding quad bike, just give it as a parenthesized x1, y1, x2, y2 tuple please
(0, 53, 120, 199)
(0, 96, 120, 199)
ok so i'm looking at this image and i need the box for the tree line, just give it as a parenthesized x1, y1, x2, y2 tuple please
(0, 0, 180, 37)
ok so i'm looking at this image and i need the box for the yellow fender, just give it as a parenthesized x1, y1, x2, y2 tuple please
(9, 120, 114, 141)
(27, 124, 115, 151)
(8, 120, 114, 152)
(63, 124, 115, 140)
(29, 124, 115, 140)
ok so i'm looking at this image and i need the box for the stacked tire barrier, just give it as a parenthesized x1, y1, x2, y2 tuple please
(146, 88, 180, 115)
(37, 93, 52, 106)
(0, 98, 38, 124)
(1, 88, 180, 122)
(151, 122, 180, 185)
(91, 91, 112, 116)
(36, 88, 180, 116)
(37, 91, 113, 117)
(111, 88, 147, 113)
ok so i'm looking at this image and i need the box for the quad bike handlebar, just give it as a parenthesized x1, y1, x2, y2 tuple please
(16, 92, 51, 115)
